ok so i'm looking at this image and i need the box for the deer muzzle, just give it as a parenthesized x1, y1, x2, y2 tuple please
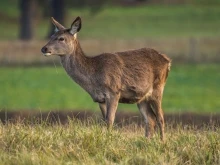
(41, 46, 52, 56)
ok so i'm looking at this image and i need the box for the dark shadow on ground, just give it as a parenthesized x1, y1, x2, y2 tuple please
(0, 110, 219, 128)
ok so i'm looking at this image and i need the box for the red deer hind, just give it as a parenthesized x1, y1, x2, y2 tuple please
(41, 17, 171, 140)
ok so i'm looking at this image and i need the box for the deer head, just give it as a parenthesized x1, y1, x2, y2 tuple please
(41, 17, 81, 56)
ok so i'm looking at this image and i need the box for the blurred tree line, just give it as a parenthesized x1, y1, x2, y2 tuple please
(19, 0, 107, 40)
(18, 0, 161, 40)
(19, 0, 212, 40)
(20, 0, 65, 40)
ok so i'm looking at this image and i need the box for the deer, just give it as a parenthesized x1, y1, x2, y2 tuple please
(41, 16, 171, 141)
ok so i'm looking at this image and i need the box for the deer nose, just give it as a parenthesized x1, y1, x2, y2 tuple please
(41, 47, 48, 53)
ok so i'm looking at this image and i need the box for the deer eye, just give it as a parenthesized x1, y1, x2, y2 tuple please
(58, 37, 65, 41)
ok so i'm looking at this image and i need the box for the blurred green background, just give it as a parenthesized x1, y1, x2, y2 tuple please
(0, 0, 220, 113)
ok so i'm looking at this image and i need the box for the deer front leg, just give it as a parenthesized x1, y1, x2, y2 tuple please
(99, 103, 107, 120)
(105, 94, 120, 129)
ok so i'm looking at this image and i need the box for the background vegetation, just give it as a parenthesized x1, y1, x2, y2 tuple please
(1, 64, 219, 113)
(0, 1, 219, 164)
(1, 1, 220, 39)
(0, 0, 219, 113)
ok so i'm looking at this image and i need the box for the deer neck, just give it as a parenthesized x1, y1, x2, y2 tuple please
(60, 40, 93, 90)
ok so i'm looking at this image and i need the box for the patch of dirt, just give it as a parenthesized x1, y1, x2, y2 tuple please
(0, 110, 219, 128)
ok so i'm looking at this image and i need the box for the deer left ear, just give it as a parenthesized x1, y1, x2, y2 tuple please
(51, 17, 66, 31)
(69, 16, 81, 35)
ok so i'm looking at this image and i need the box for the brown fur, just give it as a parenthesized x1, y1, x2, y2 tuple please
(41, 17, 171, 140)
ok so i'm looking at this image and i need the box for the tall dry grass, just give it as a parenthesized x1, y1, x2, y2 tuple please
(0, 118, 219, 165)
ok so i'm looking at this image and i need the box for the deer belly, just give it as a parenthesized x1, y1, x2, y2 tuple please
(119, 91, 144, 104)
(119, 97, 141, 104)
(119, 87, 153, 104)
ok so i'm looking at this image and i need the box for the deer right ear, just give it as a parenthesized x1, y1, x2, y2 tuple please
(51, 17, 66, 32)
(69, 17, 81, 35)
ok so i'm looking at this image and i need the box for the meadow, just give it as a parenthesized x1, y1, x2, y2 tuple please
(0, 119, 219, 165)
(0, 2, 220, 164)
(0, 64, 219, 113)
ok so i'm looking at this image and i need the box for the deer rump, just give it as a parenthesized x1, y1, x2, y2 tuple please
(88, 47, 170, 104)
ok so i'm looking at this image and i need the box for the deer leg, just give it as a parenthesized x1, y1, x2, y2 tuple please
(99, 102, 107, 120)
(137, 100, 156, 138)
(149, 89, 165, 141)
(105, 94, 119, 129)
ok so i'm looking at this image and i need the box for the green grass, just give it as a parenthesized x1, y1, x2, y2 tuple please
(165, 64, 220, 112)
(71, 5, 220, 39)
(0, 64, 219, 113)
(1, 1, 220, 39)
(0, 119, 219, 164)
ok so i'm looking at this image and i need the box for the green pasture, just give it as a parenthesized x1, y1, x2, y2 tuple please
(0, 119, 219, 164)
(1, 1, 220, 39)
(0, 64, 219, 113)
(71, 5, 220, 39)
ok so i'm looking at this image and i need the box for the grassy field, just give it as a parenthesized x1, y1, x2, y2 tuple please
(0, 2, 219, 164)
(1, 1, 220, 39)
(0, 64, 219, 113)
(0, 119, 219, 164)
(69, 5, 220, 39)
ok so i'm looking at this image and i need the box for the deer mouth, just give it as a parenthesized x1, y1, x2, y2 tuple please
(43, 52, 52, 56)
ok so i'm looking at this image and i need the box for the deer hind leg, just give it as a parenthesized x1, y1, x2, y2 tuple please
(148, 87, 165, 141)
(105, 94, 120, 129)
(99, 103, 107, 120)
(137, 100, 156, 138)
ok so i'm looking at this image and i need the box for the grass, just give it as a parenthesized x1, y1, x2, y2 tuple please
(70, 5, 220, 39)
(165, 64, 220, 112)
(1, 1, 220, 39)
(0, 64, 220, 113)
(0, 119, 219, 164)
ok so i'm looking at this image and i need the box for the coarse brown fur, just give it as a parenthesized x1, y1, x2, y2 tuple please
(41, 17, 171, 140)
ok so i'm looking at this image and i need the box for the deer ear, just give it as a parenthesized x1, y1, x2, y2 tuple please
(51, 17, 66, 32)
(69, 16, 81, 35)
